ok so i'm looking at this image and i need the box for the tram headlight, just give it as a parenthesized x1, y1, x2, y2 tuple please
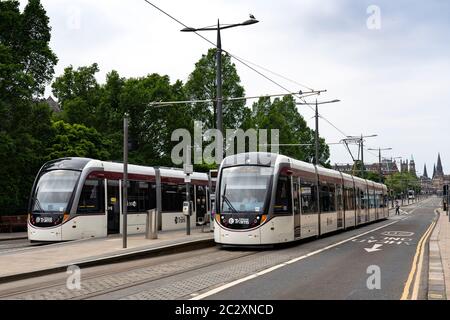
(261, 215, 268, 224)
(63, 212, 70, 223)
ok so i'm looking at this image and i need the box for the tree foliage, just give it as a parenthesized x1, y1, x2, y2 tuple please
(0, 0, 57, 214)
(251, 95, 330, 166)
(185, 48, 248, 130)
(385, 172, 421, 198)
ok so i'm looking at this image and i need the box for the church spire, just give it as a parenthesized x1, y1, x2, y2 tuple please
(433, 164, 436, 179)
(423, 164, 428, 178)
(437, 153, 444, 176)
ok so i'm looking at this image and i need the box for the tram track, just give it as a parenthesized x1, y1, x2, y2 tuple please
(0, 238, 52, 254)
(0, 247, 260, 300)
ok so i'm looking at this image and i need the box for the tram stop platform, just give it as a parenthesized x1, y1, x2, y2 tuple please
(0, 227, 214, 283)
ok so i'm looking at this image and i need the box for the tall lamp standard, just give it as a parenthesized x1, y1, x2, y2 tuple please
(296, 99, 340, 165)
(181, 16, 259, 140)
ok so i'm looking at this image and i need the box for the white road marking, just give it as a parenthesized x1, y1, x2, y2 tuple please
(191, 219, 403, 300)
(382, 231, 414, 237)
(365, 244, 383, 253)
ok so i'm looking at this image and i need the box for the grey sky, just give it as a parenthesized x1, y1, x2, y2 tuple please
(21, 0, 450, 174)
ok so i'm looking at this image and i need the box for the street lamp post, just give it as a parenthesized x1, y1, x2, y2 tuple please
(296, 99, 340, 165)
(181, 17, 259, 139)
(123, 114, 129, 249)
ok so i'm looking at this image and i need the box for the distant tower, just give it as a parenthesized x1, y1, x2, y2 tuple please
(401, 160, 409, 173)
(423, 164, 428, 178)
(433, 164, 436, 179)
(436, 153, 444, 177)
(409, 156, 416, 176)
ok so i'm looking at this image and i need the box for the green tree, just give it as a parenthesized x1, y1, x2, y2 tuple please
(251, 95, 330, 165)
(385, 172, 420, 198)
(51, 63, 101, 127)
(185, 48, 248, 130)
(47, 121, 110, 160)
(0, 0, 57, 214)
(0, 0, 57, 97)
(21, 0, 58, 96)
(119, 74, 191, 166)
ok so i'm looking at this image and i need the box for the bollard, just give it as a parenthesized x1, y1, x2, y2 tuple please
(146, 209, 158, 239)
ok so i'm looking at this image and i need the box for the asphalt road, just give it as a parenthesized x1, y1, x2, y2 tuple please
(0, 197, 439, 300)
(203, 197, 438, 300)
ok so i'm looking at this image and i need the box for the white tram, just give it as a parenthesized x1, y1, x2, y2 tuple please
(214, 153, 389, 246)
(28, 158, 210, 241)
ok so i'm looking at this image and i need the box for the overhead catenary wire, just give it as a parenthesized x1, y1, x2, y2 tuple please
(141, 0, 375, 161)
(149, 91, 322, 108)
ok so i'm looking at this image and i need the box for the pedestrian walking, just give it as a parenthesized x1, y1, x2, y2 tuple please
(395, 200, 400, 215)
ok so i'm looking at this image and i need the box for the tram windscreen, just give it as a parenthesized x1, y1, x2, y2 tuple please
(220, 166, 272, 214)
(32, 170, 80, 213)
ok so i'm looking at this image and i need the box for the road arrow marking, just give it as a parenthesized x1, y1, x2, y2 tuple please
(365, 244, 383, 253)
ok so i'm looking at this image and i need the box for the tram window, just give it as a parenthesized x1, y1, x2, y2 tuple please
(161, 184, 192, 212)
(320, 184, 336, 212)
(377, 192, 384, 208)
(274, 176, 292, 214)
(300, 181, 317, 214)
(344, 187, 355, 211)
(121, 181, 156, 213)
(149, 183, 156, 210)
(162, 184, 180, 212)
(78, 179, 103, 214)
(361, 189, 368, 210)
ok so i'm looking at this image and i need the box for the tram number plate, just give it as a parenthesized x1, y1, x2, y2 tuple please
(229, 218, 250, 225)
(36, 217, 53, 223)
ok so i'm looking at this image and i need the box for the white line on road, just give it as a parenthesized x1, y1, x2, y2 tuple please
(191, 219, 403, 300)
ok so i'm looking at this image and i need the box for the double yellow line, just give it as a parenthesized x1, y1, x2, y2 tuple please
(400, 216, 437, 300)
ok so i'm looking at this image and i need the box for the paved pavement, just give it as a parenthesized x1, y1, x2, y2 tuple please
(429, 208, 450, 299)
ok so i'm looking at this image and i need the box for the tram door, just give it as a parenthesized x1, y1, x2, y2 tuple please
(293, 178, 301, 238)
(336, 184, 344, 229)
(107, 180, 120, 234)
(356, 188, 362, 225)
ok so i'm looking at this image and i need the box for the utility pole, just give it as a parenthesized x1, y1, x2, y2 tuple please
(360, 134, 364, 178)
(216, 20, 223, 137)
(315, 99, 319, 165)
(344, 134, 377, 179)
(181, 16, 259, 155)
(184, 146, 193, 236)
(296, 99, 340, 166)
(123, 114, 129, 249)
